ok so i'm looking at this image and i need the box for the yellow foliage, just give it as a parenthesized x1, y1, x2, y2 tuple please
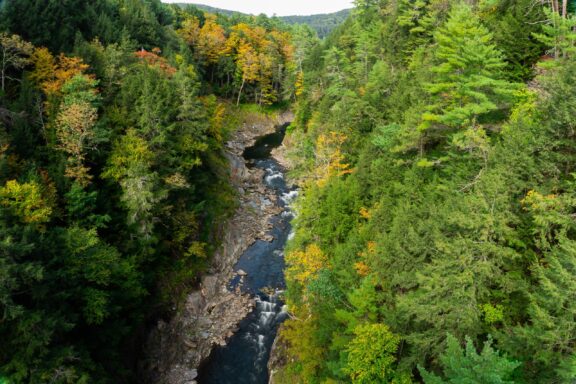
(199, 14, 228, 64)
(359, 207, 371, 219)
(279, 311, 326, 382)
(354, 261, 370, 277)
(367, 241, 377, 254)
(286, 243, 328, 285)
(56, 101, 98, 186)
(29, 47, 56, 88)
(237, 42, 260, 83)
(226, 22, 295, 104)
(315, 132, 353, 187)
(0, 180, 52, 224)
(521, 190, 559, 211)
(164, 173, 190, 189)
(295, 71, 305, 97)
(178, 17, 201, 46)
(42, 54, 89, 97)
(199, 96, 226, 144)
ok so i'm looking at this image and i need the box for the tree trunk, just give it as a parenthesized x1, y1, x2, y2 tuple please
(236, 77, 245, 106)
(1, 48, 5, 92)
(553, 0, 560, 14)
(562, 0, 568, 18)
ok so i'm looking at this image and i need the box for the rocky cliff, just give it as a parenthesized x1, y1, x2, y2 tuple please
(140, 110, 293, 384)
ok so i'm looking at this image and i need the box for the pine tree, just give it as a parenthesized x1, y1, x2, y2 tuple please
(419, 3, 519, 155)
(419, 334, 520, 384)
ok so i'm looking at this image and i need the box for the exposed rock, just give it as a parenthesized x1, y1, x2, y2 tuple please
(268, 324, 290, 384)
(270, 146, 292, 170)
(140, 109, 293, 384)
(237, 269, 248, 277)
(270, 127, 295, 171)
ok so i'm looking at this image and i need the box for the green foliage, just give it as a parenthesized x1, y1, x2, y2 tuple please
(104, 129, 164, 238)
(419, 3, 519, 151)
(418, 335, 520, 384)
(533, 8, 576, 61)
(0, 1, 267, 382)
(0, 180, 52, 224)
(343, 323, 403, 383)
(482, 0, 545, 81)
(65, 183, 110, 228)
(276, 1, 576, 383)
(0, 0, 168, 52)
(281, 9, 352, 39)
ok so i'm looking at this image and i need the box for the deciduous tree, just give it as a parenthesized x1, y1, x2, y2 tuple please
(0, 33, 33, 92)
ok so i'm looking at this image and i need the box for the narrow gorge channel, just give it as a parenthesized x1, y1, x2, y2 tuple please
(198, 123, 296, 384)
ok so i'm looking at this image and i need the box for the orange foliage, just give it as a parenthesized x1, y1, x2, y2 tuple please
(521, 190, 559, 211)
(355, 241, 376, 276)
(354, 261, 371, 277)
(367, 241, 377, 254)
(30, 49, 89, 97)
(179, 14, 227, 64)
(359, 207, 371, 219)
(134, 48, 177, 76)
(198, 14, 228, 64)
(56, 102, 98, 185)
(180, 16, 295, 104)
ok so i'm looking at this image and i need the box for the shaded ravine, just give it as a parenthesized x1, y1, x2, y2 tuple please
(198, 123, 296, 384)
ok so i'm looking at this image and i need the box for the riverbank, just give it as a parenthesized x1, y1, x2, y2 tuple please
(140, 109, 293, 384)
(198, 120, 297, 383)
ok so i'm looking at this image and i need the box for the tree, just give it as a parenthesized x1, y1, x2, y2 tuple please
(103, 129, 165, 238)
(344, 323, 407, 384)
(170, 65, 209, 171)
(314, 132, 352, 187)
(29, 50, 89, 102)
(0, 180, 52, 224)
(0, 33, 33, 92)
(419, 3, 518, 155)
(234, 41, 260, 105)
(419, 334, 520, 384)
(178, 16, 201, 48)
(196, 14, 227, 64)
(286, 243, 328, 286)
(533, 8, 576, 61)
(55, 74, 100, 186)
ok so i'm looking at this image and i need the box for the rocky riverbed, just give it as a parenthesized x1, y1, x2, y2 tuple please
(140, 111, 294, 384)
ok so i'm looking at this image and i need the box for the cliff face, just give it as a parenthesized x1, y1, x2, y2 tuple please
(140, 111, 293, 384)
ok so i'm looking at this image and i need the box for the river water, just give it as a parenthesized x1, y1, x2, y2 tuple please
(198, 123, 296, 384)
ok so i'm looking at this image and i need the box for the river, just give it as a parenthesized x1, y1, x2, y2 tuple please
(197, 123, 296, 384)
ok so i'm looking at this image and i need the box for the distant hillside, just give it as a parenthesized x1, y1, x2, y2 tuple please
(281, 9, 352, 38)
(172, 3, 351, 38)
(175, 3, 244, 17)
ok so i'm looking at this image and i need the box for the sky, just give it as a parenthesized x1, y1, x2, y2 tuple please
(161, 0, 355, 16)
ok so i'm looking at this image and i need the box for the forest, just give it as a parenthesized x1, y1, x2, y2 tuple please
(0, 0, 301, 382)
(1, 0, 576, 383)
(277, 0, 576, 383)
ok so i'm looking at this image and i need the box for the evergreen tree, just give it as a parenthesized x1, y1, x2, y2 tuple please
(419, 334, 520, 384)
(419, 3, 519, 156)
